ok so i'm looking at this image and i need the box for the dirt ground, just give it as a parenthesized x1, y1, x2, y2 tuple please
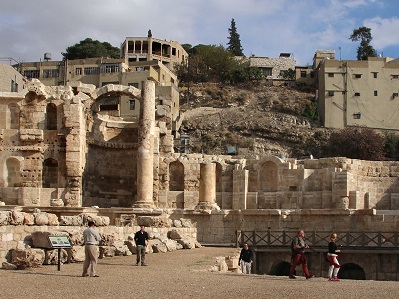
(1, 246, 399, 299)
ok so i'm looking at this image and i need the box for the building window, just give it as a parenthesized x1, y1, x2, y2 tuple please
(84, 67, 99, 75)
(24, 70, 40, 79)
(101, 64, 119, 73)
(260, 67, 273, 77)
(129, 100, 136, 110)
(328, 91, 334, 96)
(353, 113, 361, 119)
(374, 90, 378, 96)
(75, 68, 82, 75)
(328, 73, 334, 78)
(354, 92, 360, 96)
(43, 69, 58, 78)
(101, 81, 119, 86)
(372, 72, 378, 78)
(11, 80, 18, 92)
(310, 71, 314, 78)
(300, 71, 307, 78)
(128, 82, 139, 88)
(354, 74, 362, 78)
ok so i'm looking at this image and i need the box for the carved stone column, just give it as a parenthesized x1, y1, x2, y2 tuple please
(134, 80, 156, 208)
(196, 163, 220, 210)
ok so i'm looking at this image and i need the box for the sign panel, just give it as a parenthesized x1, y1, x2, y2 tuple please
(47, 235, 72, 248)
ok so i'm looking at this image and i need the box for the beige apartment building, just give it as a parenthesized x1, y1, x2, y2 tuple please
(12, 35, 186, 132)
(317, 56, 399, 130)
(121, 34, 188, 71)
(0, 64, 26, 93)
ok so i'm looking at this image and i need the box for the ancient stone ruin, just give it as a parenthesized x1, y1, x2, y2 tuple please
(1, 79, 399, 280)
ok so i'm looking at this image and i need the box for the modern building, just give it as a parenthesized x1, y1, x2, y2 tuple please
(0, 63, 26, 93)
(12, 34, 186, 133)
(317, 56, 399, 130)
(249, 53, 296, 79)
(121, 32, 188, 71)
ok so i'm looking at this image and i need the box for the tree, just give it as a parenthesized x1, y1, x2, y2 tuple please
(349, 26, 377, 60)
(324, 127, 385, 160)
(62, 38, 120, 60)
(281, 68, 295, 80)
(227, 18, 244, 56)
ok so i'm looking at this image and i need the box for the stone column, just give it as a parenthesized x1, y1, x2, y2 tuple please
(134, 80, 156, 208)
(196, 163, 220, 210)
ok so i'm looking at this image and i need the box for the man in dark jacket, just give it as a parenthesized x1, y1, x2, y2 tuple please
(238, 243, 253, 274)
(134, 225, 149, 266)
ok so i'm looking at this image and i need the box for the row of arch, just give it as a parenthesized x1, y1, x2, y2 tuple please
(7, 103, 58, 130)
(4, 157, 59, 188)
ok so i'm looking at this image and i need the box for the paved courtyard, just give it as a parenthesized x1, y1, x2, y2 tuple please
(1, 246, 399, 299)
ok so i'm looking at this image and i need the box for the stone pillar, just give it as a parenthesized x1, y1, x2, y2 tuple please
(134, 80, 156, 209)
(232, 164, 249, 210)
(196, 163, 220, 210)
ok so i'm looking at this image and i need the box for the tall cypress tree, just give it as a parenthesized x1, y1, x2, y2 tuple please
(227, 18, 244, 56)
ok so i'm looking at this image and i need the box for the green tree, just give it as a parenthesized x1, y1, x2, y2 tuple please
(349, 26, 377, 60)
(227, 18, 244, 56)
(62, 38, 120, 60)
(281, 68, 295, 80)
(324, 127, 385, 160)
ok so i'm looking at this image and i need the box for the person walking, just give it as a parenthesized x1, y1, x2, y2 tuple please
(289, 230, 313, 279)
(82, 221, 101, 277)
(134, 225, 149, 266)
(238, 243, 253, 274)
(327, 233, 341, 281)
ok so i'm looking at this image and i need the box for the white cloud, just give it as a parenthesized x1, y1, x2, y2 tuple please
(364, 17, 399, 49)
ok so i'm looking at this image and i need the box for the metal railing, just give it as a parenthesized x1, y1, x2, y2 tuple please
(236, 230, 399, 249)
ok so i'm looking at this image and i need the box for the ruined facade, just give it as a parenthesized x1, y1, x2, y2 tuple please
(249, 54, 296, 79)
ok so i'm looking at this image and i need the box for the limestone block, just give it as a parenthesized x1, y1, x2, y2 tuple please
(34, 212, 49, 226)
(44, 249, 68, 265)
(215, 256, 228, 272)
(150, 238, 168, 253)
(2, 261, 17, 270)
(180, 218, 193, 228)
(148, 231, 161, 239)
(167, 229, 184, 240)
(0, 211, 10, 225)
(18, 188, 41, 206)
(225, 254, 240, 270)
(173, 219, 182, 228)
(99, 233, 115, 247)
(162, 238, 178, 252)
(19, 129, 43, 142)
(67, 246, 85, 262)
(47, 213, 59, 226)
(176, 238, 195, 249)
(113, 240, 131, 256)
(22, 212, 35, 225)
(99, 246, 115, 258)
(9, 210, 24, 225)
(60, 215, 83, 226)
(68, 230, 84, 246)
(50, 199, 64, 207)
(125, 239, 137, 254)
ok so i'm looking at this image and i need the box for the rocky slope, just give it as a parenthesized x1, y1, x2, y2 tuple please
(179, 82, 332, 158)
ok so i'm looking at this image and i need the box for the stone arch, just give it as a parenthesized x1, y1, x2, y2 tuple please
(260, 161, 278, 192)
(338, 263, 366, 280)
(5, 157, 23, 187)
(42, 158, 58, 188)
(169, 160, 184, 191)
(46, 103, 57, 130)
(269, 260, 291, 276)
(7, 103, 20, 129)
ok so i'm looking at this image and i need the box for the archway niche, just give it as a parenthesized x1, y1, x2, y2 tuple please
(169, 161, 184, 191)
(42, 158, 58, 188)
(338, 263, 366, 280)
(7, 103, 20, 129)
(215, 163, 222, 192)
(5, 157, 22, 187)
(260, 161, 278, 192)
(269, 260, 292, 276)
(46, 103, 57, 130)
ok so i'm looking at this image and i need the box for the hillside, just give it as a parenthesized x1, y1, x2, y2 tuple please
(179, 82, 332, 158)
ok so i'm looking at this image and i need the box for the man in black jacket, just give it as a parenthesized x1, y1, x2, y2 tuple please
(238, 243, 253, 274)
(134, 225, 149, 266)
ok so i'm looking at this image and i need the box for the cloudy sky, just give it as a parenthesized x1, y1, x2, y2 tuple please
(1, 0, 398, 65)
